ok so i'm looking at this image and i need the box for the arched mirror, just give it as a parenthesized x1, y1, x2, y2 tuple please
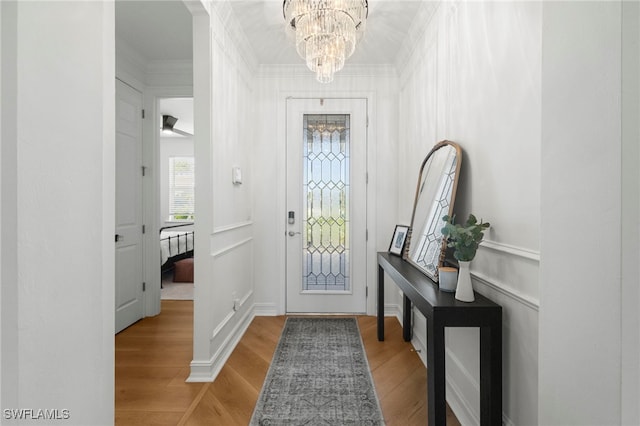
(405, 140, 462, 282)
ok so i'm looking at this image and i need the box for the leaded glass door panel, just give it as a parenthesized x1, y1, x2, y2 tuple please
(286, 99, 367, 313)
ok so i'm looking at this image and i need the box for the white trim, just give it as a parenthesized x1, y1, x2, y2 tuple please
(211, 237, 253, 259)
(411, 328, 428, 367)
(211, 290, 254, 339)
(395, 1, 440, 73)
(187, 303, 255, 383)
(258, 63, 397, 79)
(284, 97, 369, 314)
(472, 270, 540, 311)
(275, 90, 378, 316)
(213, 220, 253, 234)
(253, 303, 278, 316)
(211, 311, 235, 341)
(237, 289, 253, 311)
(209, 4, 256, 90)
(445, 346, 515, 426)
(209, 1, 258, 74)
(115, 36, 147, 88)
(480, 239, 541, 262)
(384, 303, 402, 320)
(142, 88, 195, 319)
(146, 60, 192, 76)
(445, 347, 480, 426)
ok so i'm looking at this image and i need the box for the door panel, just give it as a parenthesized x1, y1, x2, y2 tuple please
(115, 79, 144, 333)
(286, 98, 367, 313)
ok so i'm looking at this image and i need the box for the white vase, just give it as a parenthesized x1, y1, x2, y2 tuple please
(455, 261, 475, 302)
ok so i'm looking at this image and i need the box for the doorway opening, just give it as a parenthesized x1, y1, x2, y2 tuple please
(158, 97, 195, 301)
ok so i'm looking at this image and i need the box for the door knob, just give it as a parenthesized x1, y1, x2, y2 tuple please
(288, 231, 301, 237)
(115, 234, 123, 242)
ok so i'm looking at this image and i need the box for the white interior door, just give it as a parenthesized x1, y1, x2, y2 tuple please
(286, 98, 367, 313)
(115, 79, 144, 333)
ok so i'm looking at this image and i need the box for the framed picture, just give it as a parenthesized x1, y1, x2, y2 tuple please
(389, 225, 409, 256)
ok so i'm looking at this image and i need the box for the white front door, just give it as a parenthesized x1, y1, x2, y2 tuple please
(286, 98, 368, 313)
(115, 79, 144, 333)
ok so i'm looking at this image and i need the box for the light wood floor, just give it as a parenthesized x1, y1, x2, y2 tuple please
(115, 300, 461, 425)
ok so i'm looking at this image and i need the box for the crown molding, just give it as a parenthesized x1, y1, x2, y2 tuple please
(115, 36, 148, 84)
(395, 1, 440, 74)
(210, 1, 259, 76)
(257, 63, 398, 79)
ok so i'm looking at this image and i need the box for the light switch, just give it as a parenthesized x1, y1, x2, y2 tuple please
(232, 166, 242, 184)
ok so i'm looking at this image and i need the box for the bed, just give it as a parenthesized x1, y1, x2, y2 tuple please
(160, 223, 194, 274)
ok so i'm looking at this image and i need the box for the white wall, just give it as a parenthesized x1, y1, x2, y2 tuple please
(1, 2, 114, 424)
(621, 3, 640, 423)
(398, 2, 541, 425)
(540, 2, 637, 424)
(189, 3, 258, 381)
(253, 66, 400, 316)
(1, 1, 18, 416)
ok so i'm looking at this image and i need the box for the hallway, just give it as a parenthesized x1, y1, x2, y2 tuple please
(115, 301, 460, 425)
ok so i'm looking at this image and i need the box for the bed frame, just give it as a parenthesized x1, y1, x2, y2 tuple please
(160, 223, 194, 275)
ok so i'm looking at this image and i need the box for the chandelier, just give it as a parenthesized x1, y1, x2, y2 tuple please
(283, 0, 368, 83)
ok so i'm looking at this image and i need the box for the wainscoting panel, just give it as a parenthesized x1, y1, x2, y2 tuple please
(210, 221, 253, 257)
(474, 240, 540, 307)
(187, 304, 255, 382)
(189, 221, 255, 382)
(406, 240, 539, 426)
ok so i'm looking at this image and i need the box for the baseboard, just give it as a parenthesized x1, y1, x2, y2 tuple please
(186, 305, 255, 382)
(253, 302, 278, 316)
(445, 347, 514, 426)
(384, 303, 402, 319)
(410, 328, 427, 367)
(408, 321, 511, 426)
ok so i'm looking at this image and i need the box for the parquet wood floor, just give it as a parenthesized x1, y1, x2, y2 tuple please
(115, 300, 461, 425)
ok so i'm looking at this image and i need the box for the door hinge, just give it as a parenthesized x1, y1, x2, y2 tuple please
(366, 172, 369, 184)
(366, 229, 369, 241)
(142, 282, 146, 292)
(366, 287, 368, 298)
(141, 166, 147, 176)
(142, 224, 146, 234)
(366, 115, 369, 127)
(141, 109, 145, 119)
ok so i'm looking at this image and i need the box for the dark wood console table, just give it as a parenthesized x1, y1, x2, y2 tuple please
(377, 252, 502, 426)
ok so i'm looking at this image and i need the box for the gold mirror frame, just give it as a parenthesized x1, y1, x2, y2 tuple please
(405, 140, 462, 282)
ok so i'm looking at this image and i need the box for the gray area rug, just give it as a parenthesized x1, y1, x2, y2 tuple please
(250, 317, 385, 426)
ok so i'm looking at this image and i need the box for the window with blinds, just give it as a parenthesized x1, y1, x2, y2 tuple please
(169, 157, 195, 221)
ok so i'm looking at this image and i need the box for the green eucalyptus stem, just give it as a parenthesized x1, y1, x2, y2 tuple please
(441, 214, 490, 262)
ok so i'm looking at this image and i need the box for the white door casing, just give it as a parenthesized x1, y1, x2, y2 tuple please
(286, 98, 367, 313)
(115, 79, 144, 333)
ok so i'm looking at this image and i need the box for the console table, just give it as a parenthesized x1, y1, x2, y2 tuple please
(377, 252, 502, 426)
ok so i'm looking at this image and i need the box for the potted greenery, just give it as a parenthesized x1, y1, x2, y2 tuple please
(441, 214, 490, 302)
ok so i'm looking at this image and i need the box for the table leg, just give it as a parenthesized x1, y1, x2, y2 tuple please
(480, 317, 502, 425)
(427, 316, 446, 426)
(403, 294, 412, 342)
(377, 264, 385, 341)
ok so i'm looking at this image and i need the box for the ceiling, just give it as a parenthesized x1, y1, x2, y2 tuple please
(225, 1, 425, 65)
(115, 1, 193, 62)
(115, 0, 428, 66)
(116, 1, 428, 129)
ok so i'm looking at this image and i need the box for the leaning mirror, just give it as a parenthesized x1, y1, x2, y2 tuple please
(406, 141, 462, 282)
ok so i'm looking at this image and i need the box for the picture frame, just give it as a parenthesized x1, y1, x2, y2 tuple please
(389, 225, 409, 256)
